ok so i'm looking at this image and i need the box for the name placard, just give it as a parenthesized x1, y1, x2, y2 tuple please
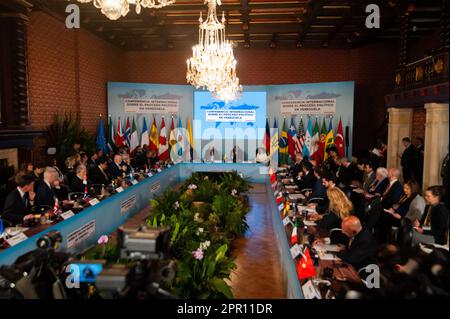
(302, 280, 322, 299)
(6, 232, 28, 247)
(131, 180, 138, 185)
(89, 198, 100, 206)
(290, 244, 302, 259)
(278, 203, 284, 212)
(282, 216, 292, 227)
(67, 220, 96, 249)
(115, 187, 124, 193)
(60, 210, 75, 220)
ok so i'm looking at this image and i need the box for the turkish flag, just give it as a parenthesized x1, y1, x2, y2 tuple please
(297, 247, 317, 280)
(335, 117, 345, 157)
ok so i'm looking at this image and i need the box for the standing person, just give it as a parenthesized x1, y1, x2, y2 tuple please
(441, 151, 449, 208)
(414, 137, 424, 186)
(399, 138, 417, 182)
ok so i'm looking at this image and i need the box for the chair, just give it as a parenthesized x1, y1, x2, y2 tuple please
(68, 192, 84, 201)
(365, 197, 382, 232)
(329, 228, 348, 245)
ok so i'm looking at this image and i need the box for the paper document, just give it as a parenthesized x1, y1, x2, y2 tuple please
(314, 244, 341, 252)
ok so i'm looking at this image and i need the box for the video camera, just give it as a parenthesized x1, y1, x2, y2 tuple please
(90, 225, 176, 299)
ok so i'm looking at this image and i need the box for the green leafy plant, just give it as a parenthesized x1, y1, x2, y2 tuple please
(173, 243, 236, 299)
(46, 113, 96, 166)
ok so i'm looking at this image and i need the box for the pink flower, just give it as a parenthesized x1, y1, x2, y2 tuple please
(192, 248, 204, 260)
(97, 235, 109, 245)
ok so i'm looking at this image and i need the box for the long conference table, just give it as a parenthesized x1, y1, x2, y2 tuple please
(0, 162, 360, 299)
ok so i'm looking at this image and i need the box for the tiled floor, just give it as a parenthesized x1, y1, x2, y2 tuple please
(228, 184, 285, 298)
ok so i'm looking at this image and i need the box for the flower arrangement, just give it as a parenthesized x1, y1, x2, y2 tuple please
(81, 171, 250, 299)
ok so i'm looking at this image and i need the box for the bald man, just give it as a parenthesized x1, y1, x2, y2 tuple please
(336, 216, 377, 271)
(381, 168, 404, 209)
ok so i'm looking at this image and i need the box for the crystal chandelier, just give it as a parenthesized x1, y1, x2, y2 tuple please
(186, 0, 242, 101)
(75, 0, 176, 20)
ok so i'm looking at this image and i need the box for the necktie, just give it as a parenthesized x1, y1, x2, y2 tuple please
(423, 206, 433, 226)
(348, 237, 354, 249)
(23, 193, 29, 208)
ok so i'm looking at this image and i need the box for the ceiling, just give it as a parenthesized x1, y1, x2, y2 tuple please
(31, 0, 444, 50)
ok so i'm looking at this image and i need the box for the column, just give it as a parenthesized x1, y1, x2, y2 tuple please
(387, 108, 414, 171)
(423, 103, 449, 190)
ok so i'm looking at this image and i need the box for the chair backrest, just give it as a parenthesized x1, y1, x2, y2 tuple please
(365, 197, 382, 231)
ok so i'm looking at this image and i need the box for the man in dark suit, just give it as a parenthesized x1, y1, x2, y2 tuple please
(109, 154, 127, 179)
(337, 216, 377, 271)
(382, 168, 404, 209)
(35, 167, 58, 208)
(362, 162, 376, 191)
(400, 137, 418, 182)
(295, 161, 316, 190)
(290, 153, 305, 179)
(90, 157, 110, 186)
(336, 157, 357, 186)
(69, 165, 90, 193)
(1, 174, 36, 226)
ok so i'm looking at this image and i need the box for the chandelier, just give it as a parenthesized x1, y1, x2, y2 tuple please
(74, 0, 176, 20)
(186, 0, 242, 101)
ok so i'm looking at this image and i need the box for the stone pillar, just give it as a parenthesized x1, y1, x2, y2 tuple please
(387, 108, 414, 172)
(423, 103, 449, 190)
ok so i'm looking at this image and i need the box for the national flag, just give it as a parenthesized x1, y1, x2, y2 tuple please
(140, 117, 149, 148)
(276, 192, 283, 205)
(291, 222, 298, 244)
(269, 166, 277, 188)
(124, 117, 131, 147)
(335, 116, 345, 157)
(288, 118, 298, 162)
(283, 199, 291, 217)
(262, 118, 270, 155)
(158, 117, 169, 161)
(316, 118, 327, 165)
(186, 118, 194, 161)
(297, 117, 305, 155)
(107, 115, 115, 152)
(270, 118, 278, 158)
(149, 116, 159, 152)
(169, 116, 176, 157)
(311, 117, 320, 160)
(297, 247, 317, 280)
(130, 117, 139, 153)
(96, 114, 108, 154)
(302, 117, 313, 159)
(279, 118, 289, 165)
(324, 118, 334, 160)
(177, 118, 184, 158)
(115, 117, 125, 147)
(53, 199, 61, 214)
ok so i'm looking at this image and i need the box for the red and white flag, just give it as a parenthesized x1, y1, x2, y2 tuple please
(291, 223, 298, 244)
(335, 116, 345, 157)
(158, 117, 169, 161)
